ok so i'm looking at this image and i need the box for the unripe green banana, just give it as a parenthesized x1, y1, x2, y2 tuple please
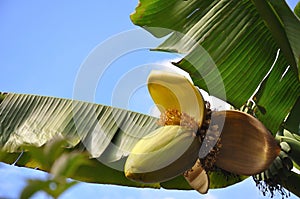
(124, 125, 201, 183)
(273, 156, 284, 170)
(280, 142, 291, 153)
(268, 160, 279, 176)
(283, 130, 296, 139)
(278, 136, 300, 168)
(292, 133, 300, 142)
(279, 151, 293, 171)
(283, 131, 300, 143)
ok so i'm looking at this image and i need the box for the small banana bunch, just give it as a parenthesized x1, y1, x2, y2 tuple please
(277, 131, 300, 168)
(253, 131, 300, 198)
(124, 71, 281, 194)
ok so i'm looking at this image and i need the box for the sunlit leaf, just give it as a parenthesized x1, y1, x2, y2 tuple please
(252, 0, 299, 75)
(295, 1, 300, 18)
(0, 93, 158, 157)
(253, 54, 300, 134)
(0, 93, 246, 190)
(268, 0, 300, 74)
(130, 0, 300, 134)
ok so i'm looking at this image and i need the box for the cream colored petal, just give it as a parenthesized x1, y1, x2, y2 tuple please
(213, 110, 280, 176)
(147, 70, 205, 124)
(125, 125, 201, 183)
(184, 159, 209, 194)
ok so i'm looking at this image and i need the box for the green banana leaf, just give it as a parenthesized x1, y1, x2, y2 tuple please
(253, 53, 299, 133)
(283, 96, 300, 135)
(0, 93, 243, 190)
(295, 2, 300, 18)
(0, 93, 159, 189)
(130, 0, 300, 134)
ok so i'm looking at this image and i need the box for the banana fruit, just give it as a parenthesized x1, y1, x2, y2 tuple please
(276, 131, 300, 169)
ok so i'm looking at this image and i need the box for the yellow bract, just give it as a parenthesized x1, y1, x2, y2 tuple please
(147, 70, 205, 125)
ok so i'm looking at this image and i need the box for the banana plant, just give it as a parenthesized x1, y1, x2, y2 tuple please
(1, 0, 300, 198)
(130, 0, 300, 195)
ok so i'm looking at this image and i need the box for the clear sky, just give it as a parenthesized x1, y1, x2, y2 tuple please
(0, 1, 299, 199)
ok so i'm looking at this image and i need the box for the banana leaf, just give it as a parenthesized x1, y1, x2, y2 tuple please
(0, 93, 243, 190)
(283, 96, 300, 135)
(130, 0, 300, 134)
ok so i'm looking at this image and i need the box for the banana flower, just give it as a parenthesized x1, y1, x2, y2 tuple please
(125, 70, 280, 194)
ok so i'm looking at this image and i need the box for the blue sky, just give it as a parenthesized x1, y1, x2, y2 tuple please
(0, 1, 299, 199)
